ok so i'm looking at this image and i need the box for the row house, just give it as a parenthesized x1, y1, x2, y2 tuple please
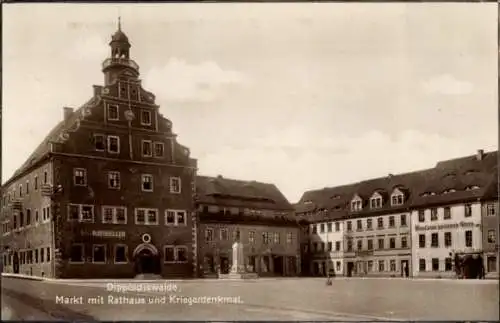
(195, 176, 300, 277)
(296, 149, 498, 279)
(1, 23, 197, 279)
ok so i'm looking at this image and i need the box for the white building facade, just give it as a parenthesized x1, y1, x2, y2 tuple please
(410, 202, 483, 278)
(309, 219, 344, 276)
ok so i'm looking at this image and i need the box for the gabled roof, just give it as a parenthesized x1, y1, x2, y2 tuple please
(196, 175, 293, 211)
(3, 96, 99, 188)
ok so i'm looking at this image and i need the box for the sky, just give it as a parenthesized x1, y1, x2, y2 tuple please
(2, 3, 498, 203)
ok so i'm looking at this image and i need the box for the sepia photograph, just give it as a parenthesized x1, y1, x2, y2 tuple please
(1, 2, 498, 321)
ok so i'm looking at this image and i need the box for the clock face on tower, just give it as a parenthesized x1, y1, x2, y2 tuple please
(124, 109, 135, 121)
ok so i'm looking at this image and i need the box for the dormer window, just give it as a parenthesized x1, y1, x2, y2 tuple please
(390, 188, 404, 206)
(465, 186, 480, 191)
(303, 200, 312, 205)
(331, 195, 340, 200)
(351, 195, 363, 212)
(442, 189, 456, 194)
(370, 192, 383, 209)
(107, 104, 119, 121)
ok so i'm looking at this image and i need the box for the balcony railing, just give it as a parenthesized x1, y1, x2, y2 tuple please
(102, 58, 139, 71)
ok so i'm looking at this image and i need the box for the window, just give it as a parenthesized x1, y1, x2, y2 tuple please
(102, 206, 127, 224)
(170, 177, 181, 194)
(311, 225, 317, 234)
(444, 232, 452, 247)
(335, 241, 340, 251)
(34, 176, 38, 190)
(445, 258, 452, 271)
(464, 204, 472, 217)
(176, 246, 188, 263)
(44, 171, 48, 184)
(320, 223, 325, 233)
(142, 140, 152, 157)
(92, 245, 106, 263)
(391, 194, 404, 206)
(107, 136, 120, 153)
(367, 260, 373, 272)
(164, 246, 175, 263)
(108, 171, 121, 189)
(419, 234, 426, 248)
(249, 231, 255, 243)
(400, 214, 407, 227)
(378, 260, 385, 272)
(377, 217, 384, 229)
(487, 230, 496, 244)
(19, 185, 22, 197)
(351, 199, 362, 211)
(356, 240, 362, 250)
(366, 218, 372, 230)
(43, 206, 51, 221)
(346, 221, 352, 231)
(389, 238, 396, 249)
(431, 233, 438, 247)
(94, 134, 106, 151)
(35, 210, 39, 222)
(68, 204, 94, 222)
(142, 174, 153, 192)
(378, 238, 384, 250)
(389, 216, 395, 228)
(114, 245, 128, 263)
(416, 210, 425, 223)
(26, 209, 31, 226)
(220, 229, 228, 240)
(47, 247, 50, 262)
(390, 259, 396, 271)
(26, 181, 29, 194)
(262, 232, 270, 244)
(487, 256, 497, 272)
(370, 197, 382, 209)
(135, 208, 158, 225)
(419, 259, 426, 271)
(141, 110, 151, 125)
(73, 168, 87, 186)
(70, 244, 84, 263)
(326, 223, 332, 232)
(165, 210, 187, 226)
(154, 142, 164, 157)
(356, 220, 362, 231)
(367, 239, 373, 250)
(441, 206, 451, 220)
(465, 230, 473, 247)
(431, 258, 439, 271)
(401, 236, 408, 248)
(347, 239, 353, 252)
(487, 204, 496, 216)
(335, 222, 340, 231)
(205, 228, 214, 242)
(107, 104, 119, 120)
(35, 249, 39, 263)
(430, 208, 437, 221)
(272, 233, 280, 244)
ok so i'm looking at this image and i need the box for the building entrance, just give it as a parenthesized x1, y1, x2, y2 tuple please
(347, 262, 354, 277)
(13, 252, 19, 274)
(273, 255, 284, 276)
(401, 260, 409, 277)
(133, 244, 160, 275)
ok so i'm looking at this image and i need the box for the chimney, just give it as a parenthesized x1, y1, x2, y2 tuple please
(217, 175, 223, 179)
(476, 149, 484, 161)
(63, 107, 74, 121)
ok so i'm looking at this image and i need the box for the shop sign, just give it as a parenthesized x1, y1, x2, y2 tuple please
(80, 230, 126, 239)
(414, 222, 479, 232)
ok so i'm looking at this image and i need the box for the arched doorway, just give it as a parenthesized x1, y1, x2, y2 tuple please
(133, 243, 160, 275)
(12, 252, 19, 274)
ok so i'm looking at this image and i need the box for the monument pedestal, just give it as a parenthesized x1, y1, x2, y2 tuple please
(219, 241, 258, 280)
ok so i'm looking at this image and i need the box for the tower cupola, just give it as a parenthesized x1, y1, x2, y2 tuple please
(102, 17, 140, 85)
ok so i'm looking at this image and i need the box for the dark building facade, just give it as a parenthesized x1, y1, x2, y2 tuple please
(1, 22, 197, 278)
(195, 176, 301, 278)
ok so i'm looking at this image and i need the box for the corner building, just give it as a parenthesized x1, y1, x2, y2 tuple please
(195, 176, 301, 277)
(1, 23, 197, 278)
(410, 150, 497, 278)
